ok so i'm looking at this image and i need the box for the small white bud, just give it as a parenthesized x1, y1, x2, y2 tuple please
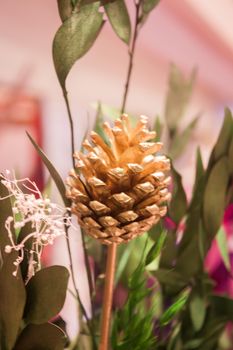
(5, 245, 12, 253)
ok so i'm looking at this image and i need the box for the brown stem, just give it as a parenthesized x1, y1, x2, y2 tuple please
(99, 243, 117, 350)
(120, 1, 141, 114)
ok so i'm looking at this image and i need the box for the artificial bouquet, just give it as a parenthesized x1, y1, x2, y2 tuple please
(1, 1, 233, 350)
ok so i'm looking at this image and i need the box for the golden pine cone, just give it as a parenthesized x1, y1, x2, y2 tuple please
(67, 115, 171, 245)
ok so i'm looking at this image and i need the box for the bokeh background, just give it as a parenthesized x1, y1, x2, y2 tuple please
(1, 0, 233, 339)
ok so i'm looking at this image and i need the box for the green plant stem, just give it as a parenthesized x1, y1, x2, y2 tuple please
(120, 0, 141, 114)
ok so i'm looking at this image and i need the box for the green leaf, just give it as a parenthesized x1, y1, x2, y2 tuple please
(203, 156, 229, 238)
(208, 108, 233, 168)
(142, 0, 160, 14)
(164, 65, 196, 131)
(53, 3, 104, 88)
(169, 167, 187, 225)
(160, 289, 189, 326)
(0, 178, 26, 350)
(104, 0, 131, 44)
(169, 116, 199, 159)
(146, 230, 167, 266)
(24, 266, 69, 324)
(216, 226, 231, 272)
(190, 295, 206, 331)
(14, 323, 66, 350)
(57, 0, 73, 22)
(27, 132, 71, 208)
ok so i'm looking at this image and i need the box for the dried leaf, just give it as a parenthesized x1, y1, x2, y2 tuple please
(24, 266, 69, 324)
(53, 3, 104, 88)
(14, 323, 66, 350)
(104, 0, 131, 44)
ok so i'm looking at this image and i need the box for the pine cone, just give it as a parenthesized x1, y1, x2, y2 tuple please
(67, 115, 171, 245)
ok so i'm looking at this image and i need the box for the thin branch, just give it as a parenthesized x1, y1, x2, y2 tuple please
(65, 224, 98, 350)
(63, 89, 76, 169)
(120, 1, 142, 114)
(62, 90, 97, 348)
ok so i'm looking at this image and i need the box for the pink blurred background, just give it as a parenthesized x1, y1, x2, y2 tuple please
(1, 0, 233, 339)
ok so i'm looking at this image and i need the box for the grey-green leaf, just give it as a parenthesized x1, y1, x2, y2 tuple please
(208, 108, 233, 168)
(169, 116, 199, 159)
(142, 0, 160, 14)
(0, 179, 26, 350)
(53, 3, 104, 88)
(14, 323, 66, 350)
(27, 132, 71, 207)
(164, 65, 196, 131)
(24, 266, 69, 324)
(104, 0, 131, 44)
(203, 156, 229, 238)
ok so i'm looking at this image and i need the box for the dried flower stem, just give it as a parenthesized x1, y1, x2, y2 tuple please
(121, 0, 142, 114)
(63, 89, 75, 168)
(99, 243, 117, 350)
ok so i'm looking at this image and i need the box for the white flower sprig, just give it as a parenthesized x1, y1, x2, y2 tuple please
(1, 170, 71, 281)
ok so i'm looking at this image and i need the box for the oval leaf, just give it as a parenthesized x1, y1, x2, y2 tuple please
(27, 132, 71, 208)
(104, 0, 131, 44)
(24, 266, 69, 324)
(203, 156, 229, 238)
(0, 178, 26, 350)
(53, 3, 104, 88)
(14, 323, 66, 350)
(216, 227, 231, 272)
